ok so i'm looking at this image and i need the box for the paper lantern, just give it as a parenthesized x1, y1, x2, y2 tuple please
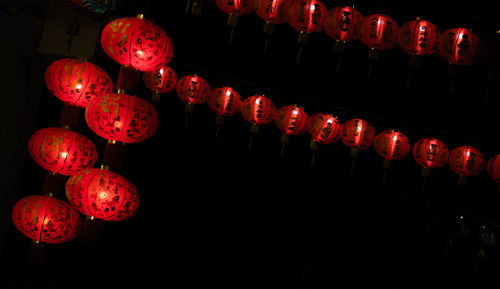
(398, 18, 440, 57)
(340, 118, 375, 150)
(323, 5, 363, 51)
(240, 94, 276, 126)
(358, 13, 399, 51)
(308, 113, 341, 145)
(412, 137, 449, 169)
(374, 129, 411, 161)
(12, 195, 81, 244)
(66, 168, 140, 221)
(216, 0, 253, 43)
(100, 16, 174, 71)
(44, 58, 113, 108)
(487, 154, 500, 185)
(439, 27, 480, 66)
(176, 74, 212, 106)
(449, 145, 485, 185)
(274, 104, 309, 136)
(253, 0, 288, 25)
(142, 64, 177, 101)
(288, 0, 325, 34)
(208, 86, 242, 117)
(28, 127, 98, 176)
(85, 93, 159, 143)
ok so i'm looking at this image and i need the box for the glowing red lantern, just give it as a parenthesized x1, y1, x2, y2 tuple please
(449, 145, 485, 185)
(176, 74, 212, 106)
(12, 195, 81, 244)
(287, 0, 326, 62)
(85, 93, 159, 143)
(254, 0, 288, 25)
(358, 13, 399, 51)
(240, 94, 275, 150)
(487, 155, 500, 191)
(439, 28, 480, 66)
(208, 86, 242, 137)
(323, 5, 363, 52)
(100, 16, 174, 71)
(274, 104, 308, 156)
(308, 113, 341, 145)
(412, 137, 449, 169)
(28, 127, 97, 176)
(374, 129, 411, 161)
(66, 168, 140, 221)
(398, 18, 440, 58)
(216, 0, 253, 43)
(45, 58, 113, 108)
(340, 118, 375, 173)
(142, 64, 177, 102)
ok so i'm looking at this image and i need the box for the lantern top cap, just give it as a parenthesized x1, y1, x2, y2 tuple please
(136, 14, 144, 19)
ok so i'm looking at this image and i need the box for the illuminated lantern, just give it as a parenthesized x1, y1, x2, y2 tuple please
(207, 86, 242, 138)
(374, 129, 410, 183)
(287, 0, 326, 63)
(340, 118, 375, 173)
(66, 168, 140, 221)
(274, 104, 309, 156)
(28, 127, 97, 176)
(398, 18, 440, 64)
(85, 93, 159, 144)
(449, 145, 485, 185)
(487, 154, 500, 191)
(142, 64, 177, 102)
(253, 0, 289, 53)
(240, 94, 276, 150)
(12, 195, 81, 244)
(412, 137, 449, 190)
(44, 58, 113, 108)
(307, 113, 341, 167)
(358, 14, 399, 76)
(323, 5, 363, 55)
(215, 0, 253, 43)
(100, 15, 174, 71)
(176, 74, 212, 128)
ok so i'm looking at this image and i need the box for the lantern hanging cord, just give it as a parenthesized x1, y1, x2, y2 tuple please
(173, 59, 499, 148)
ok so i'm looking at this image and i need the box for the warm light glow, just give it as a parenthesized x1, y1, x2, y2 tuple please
(393, 134, 398, 141)
(115, 121, 122, 128)
(75, 83, 83, 90)
(255, 97, 261, 105)
(159, 68, 164, 75)
(136, 50, 143, 56)
(310, 3, 315, 11)
(327, 118, 333, 124)
(292, 109, 299, 115)
(466, 149, 471, 157)
(60, 152, 68, 158)
(43, 218, 50, 225)
(99, 191, 108, 200)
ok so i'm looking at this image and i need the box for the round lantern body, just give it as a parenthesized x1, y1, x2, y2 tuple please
(28, 127, 98, 176)
(323, 5, 363, 43)
(308, 113, 341, 145)
(66, 168, 140, 221)
(85, 93, 159, 143)
(439, 28, 480, 66)
(398, 19, 440, 56)
(240, 94, 276, 125)
(253, 0, 289, 24)
(207, 86, 242, 117)
(374, 129, 411, 161)
(449, 145, 485, 176)
(487, 154, 500, 183)
(176, 75, 211, 105)
(412, 137, 449, 169)
(274, 105, 309, 136)
(100, 17, 174, 71)
(340, 118, 376, 149)
(45, 58, 114, 108)
(216, 0, 253, 16)
(358, 14, 399, 51)
(288, 0, 326, 33)
(12, 195, 81, 244)
(142, 65, 177, 94)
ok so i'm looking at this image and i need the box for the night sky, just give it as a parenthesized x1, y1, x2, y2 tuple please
(3, 1, 500, 288)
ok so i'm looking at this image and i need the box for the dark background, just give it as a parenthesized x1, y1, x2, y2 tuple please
(1, 0, 500, 288)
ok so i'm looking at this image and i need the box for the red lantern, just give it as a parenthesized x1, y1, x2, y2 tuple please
(358, 13, 399, 51)
(439, 28, 480, 66)
(288, 0, 325, 34)
(323, 5, 363, 51)
(100, 16, 174, 71)
(28, 127, 98, 176)
(398, 18, 440, 58)
(216, 0, 253, 43)
(340, 118, 375, 150)
(412, 137, 449, 169)
(374, 129, 411, 161)
(274, 104, 308, 156)
(308, 113, 341, 145)
(85, 93, 159, 143)
(142, 64, 178, 102)
(45, 58, 113, 108)
(253, 0, 288, 25)
(176, 74, 212, 106)
(12, 195, 81, 244)
(449, 145, 485, 185)
(240, 94, 276, 126)
(487, 155, 500, 191)
(208, 86, 242, 137)
(66, 168, 140, 221)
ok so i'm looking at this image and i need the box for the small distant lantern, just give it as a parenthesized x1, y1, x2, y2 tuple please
(449, 145, 485, 186)
(487, 154, 500, 191)
(142, 64, 177, 102)
(340, 118, 376, 173)
(307, 113, 341, 167)
(412, 137, 449, 190)
(207, 86, 242, 138)
(374, 129, 411, 183)
(240, 94, 276, 150)
(176, 74, 212, 128)
(274, 104, 309, 157)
